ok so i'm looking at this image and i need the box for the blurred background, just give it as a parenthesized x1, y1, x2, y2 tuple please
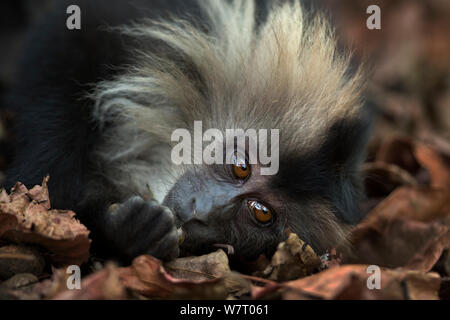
(0, 0, 449, 187)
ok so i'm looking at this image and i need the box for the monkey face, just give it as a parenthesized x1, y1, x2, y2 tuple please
(162, 152, 289, 260)
(162, 120, 368, 261)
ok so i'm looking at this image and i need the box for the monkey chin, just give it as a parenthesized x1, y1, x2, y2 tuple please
(174, 219, 224, 258)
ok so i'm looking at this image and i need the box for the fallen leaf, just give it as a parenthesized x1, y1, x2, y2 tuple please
(283, 265, 441, 300)
(414, 143, 450, 188)
(2, 268, 68, 300)
(363, 162, 418, 198)
(374, 137, 450, 188)
(359, 186, 450, 225)
(0, 177, 91, 266)
(0, 273, 38, 290)
(376, 138, 422, 177)
(257, 233, 322, 281)
(164, 250, 230, 280)
(254, 265, 441, 300)
(119, 252, 230, 299)
(164, 250, 250, 297)
(347, 187, 450, 271)
(53, 263, 128, 300)
(0, 245, 45, 280)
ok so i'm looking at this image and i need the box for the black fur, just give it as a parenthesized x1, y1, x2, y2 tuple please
(271, 112, 373, 224)
(4, 0, 204, 259)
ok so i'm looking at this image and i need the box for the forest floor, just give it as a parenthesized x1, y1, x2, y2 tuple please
(0, 0, 449, 300)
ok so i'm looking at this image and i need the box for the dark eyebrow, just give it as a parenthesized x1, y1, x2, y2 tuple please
(270, 115, 371, 199)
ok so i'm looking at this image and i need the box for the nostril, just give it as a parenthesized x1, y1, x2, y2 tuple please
(191, 197, 197, 216)
(177, 196, 197, 223)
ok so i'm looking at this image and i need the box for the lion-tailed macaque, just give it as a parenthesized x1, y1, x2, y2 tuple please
(5, 0, 372, 263)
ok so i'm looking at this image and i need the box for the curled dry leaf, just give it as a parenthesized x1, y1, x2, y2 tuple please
(254, 265, 441, 300)
(0, 177, 91, 266)
(414, 143, 450, 189)
(362, 161, 419, 213)
(164, 250, 251, 297)
(53, 263, 128, 300)
(284, 265, 441, 300)
(361, 186, 450, 224)
(164, 249, 230, 280)
(6, 266, 116, 300)
(363, 162, 418, 198)
(375, 137, 450, 188)
(257, 233, 322, 282)
(419, 131, 450, 159)
(375, 137, 423, 177)
(119, 251, 234, 299)
(347, 186, 450, 272)
(0, 267, 69, 300)
(0, 273, 40, 300)
(0, 245, 45, 280)
(0, 273, 39, 290)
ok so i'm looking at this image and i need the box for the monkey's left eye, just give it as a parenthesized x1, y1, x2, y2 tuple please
(231, 152, 250, 180)
(248, 200, 272, 224)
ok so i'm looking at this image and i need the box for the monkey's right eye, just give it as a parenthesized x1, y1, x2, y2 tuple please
(231, 152, 250, 180)
(248, 200, 272, 224)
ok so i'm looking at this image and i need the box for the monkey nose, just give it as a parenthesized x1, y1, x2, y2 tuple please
(177, 194, 210, 224)
(175, 197, 194, 223)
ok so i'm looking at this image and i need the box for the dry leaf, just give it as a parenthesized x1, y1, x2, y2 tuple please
(164, 250, 251, 296)
(257, 233, 322, 281)
(363, 162, 418, 198)
(283, 265, 441, 300)
(119, 253, 230, 299)
(414, 143, 450, 188)
(0, 245, 45, 279)
(374, 137, 450, 188)
(53, 264, 128, 300)
(164, 250, 230, 280)
(0, 177, 91, 265)
(0, 273, 38, 290)
(347, 187, 450, 271)
(254, 265, 441, 300)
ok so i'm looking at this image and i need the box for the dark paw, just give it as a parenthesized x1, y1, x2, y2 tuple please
(104, 196, 180, 261)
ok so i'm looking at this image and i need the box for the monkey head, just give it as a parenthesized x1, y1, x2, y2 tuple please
(92, 0, 372, 262)
(163, 115, 371, 261)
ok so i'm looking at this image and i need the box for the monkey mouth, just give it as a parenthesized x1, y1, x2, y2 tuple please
(176, 224, 235, 257)
(170, 205, 236, 257)
(212, 243, 235, 255)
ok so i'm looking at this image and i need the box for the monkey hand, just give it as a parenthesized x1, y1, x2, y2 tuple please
(105, 196, 181, 261)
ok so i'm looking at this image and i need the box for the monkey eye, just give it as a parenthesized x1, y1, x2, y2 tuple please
(231, 152, 250, 180)
(248, 200, 272, 224)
